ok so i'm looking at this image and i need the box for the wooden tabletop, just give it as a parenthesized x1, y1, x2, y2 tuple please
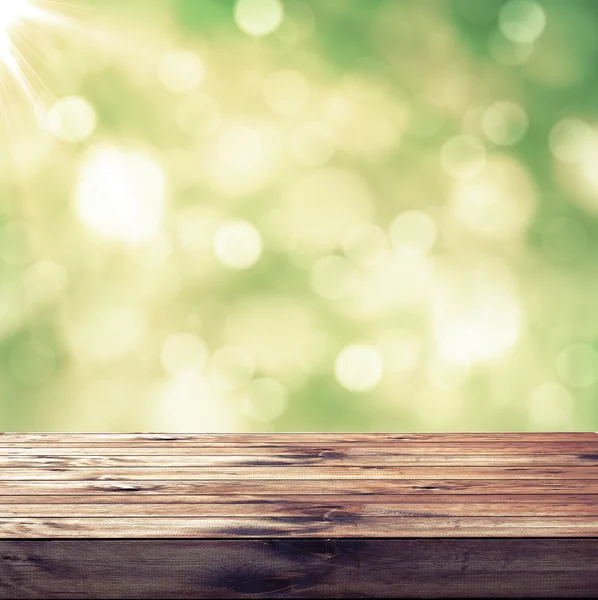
(1, 432, 597, 539)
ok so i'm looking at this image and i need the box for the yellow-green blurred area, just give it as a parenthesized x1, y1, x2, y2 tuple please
(1, 0, 598, 432)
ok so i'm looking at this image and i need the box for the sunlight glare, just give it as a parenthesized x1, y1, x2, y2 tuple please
(0, 0, 59, 111)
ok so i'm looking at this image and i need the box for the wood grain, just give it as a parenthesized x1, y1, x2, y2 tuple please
(2, 452, 597, 466)
(1, 539, 597, 598)
(2, 442, 597, 454)
(1, 478, 597, 495)
(1, 432, 597, 597)
(3, 432, 597, 443)
(0, 465, 596, 480)
(0, 492, 594, 504)
(1, 499, 597, 517)
(1, 516, 598, 538)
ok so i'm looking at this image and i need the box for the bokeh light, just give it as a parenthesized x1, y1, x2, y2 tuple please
(2, 0, 598, 432)
(158, 50, 204, 95)
(75, 146, 166, 243)
(335, 343, 383, 393)
(234, 0, 284, 37)
(498, 0, 546, 45)
(214, 220, 263, 269)
(481, 101, 528, 146)
(46, 96, 97, 143)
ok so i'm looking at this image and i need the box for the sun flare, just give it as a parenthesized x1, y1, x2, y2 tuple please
(0, 0, 62, 113)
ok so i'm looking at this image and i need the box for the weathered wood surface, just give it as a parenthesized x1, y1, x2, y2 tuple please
(1, 539, 596, 599)
(0, 432, 597, 597)
(2, 465, 598, 480)
(0, 432, 597, 537)
(1, 452, 597, 465)
(5, 432, 597, 442)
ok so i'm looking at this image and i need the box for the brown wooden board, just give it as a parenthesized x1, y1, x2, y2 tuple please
(0, 432, 597, 597)
(3, 432, 597, 443)
(0, 539, 597, 598)
(1, 452, 597, 466)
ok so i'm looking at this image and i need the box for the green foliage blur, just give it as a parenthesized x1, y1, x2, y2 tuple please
(1, 0, 598, 432)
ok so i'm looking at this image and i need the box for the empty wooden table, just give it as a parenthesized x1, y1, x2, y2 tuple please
(0, 432, 597, 598)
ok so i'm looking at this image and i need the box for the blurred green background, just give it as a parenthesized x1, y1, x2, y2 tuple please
(0, 0, 597, 432)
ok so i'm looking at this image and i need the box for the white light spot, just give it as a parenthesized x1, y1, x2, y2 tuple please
(334, 343, 383, 392)
(434, 296, 522, 364)
(556, 343, 598, 388)
(234, 0, 284, 37)
(499, 0, 546, 45)
(433, 266, 523, 364)
(160, 333, 208, 376)
(154, 372, 241, 432)
(441, 135, 486, 179)
(214, 220, 263, 269)
(0, 2, 25, 34)
(158, 50, 204, 95)
(75, 146, 165, 243)
(46, 96, 97, 143)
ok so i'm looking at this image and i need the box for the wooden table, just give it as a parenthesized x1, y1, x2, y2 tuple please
(0, 432, 597, 598)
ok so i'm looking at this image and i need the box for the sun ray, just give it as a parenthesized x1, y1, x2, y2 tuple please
(0, 0, 74, 116)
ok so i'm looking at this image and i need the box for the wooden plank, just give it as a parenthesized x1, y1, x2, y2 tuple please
(2, 432, 597, 443)
(0, 478, 596, 494)
(0, 500, 597, 517)
(1, 433, 597, 596)
(0, 516, 598, 538)
(1, 453, 597, 467)
(0, 466, 596, 480)
(1, 442, 597, 455)
(0, 539, 596, 598)
(0, 493, 596, 505)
